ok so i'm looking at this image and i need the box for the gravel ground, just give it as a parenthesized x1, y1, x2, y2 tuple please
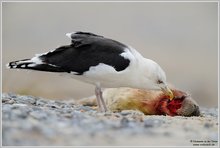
(2, 93, 219, 146)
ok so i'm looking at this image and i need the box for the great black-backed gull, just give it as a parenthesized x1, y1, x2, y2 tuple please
(7, 31, 174, 112)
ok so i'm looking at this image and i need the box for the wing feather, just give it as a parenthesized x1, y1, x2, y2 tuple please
(39, 33, 130, 75)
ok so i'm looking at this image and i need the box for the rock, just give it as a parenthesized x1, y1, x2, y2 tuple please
(144, 118, 163, 128)
(12, 103, 28, 108)
(63, 113, 73, 118)
(7, 100, 15, 104)
(2, 97, 11, 103)
(120, 117, 129, 127)
(204, 122, 214, 128)
(15, 96, 36, 105)
(120, 110, 144, 122)
(2, 94, 15, 104)
(35, 99, 48, 107)
(29, 111, 48, 120)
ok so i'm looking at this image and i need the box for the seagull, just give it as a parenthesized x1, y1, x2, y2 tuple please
(7, 31, 174, 112)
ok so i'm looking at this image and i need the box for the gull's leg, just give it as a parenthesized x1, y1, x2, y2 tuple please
(95, 85, 107, 112)
(99, 89, 108, 112)
(95, 86, 102, 112)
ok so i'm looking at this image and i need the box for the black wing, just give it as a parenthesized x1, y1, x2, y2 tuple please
(39, 32, 130, 75)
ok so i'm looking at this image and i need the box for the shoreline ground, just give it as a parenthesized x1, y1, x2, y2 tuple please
(2, 93, 218, 146)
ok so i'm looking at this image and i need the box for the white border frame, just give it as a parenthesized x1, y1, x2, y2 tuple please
(1, 1, 219, 147)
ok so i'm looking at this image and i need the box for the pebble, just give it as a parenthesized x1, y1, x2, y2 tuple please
(63, 113, 73, 118)
(2, 97, 10, 103)
(29, 111, 48, 120)
(45, 103, 60, 109)
(11, 109, 29, 119)
(12, 103, 28, 108)
(204, 123, 213, 128)
(144, 119, 163, 128)
(7, 100, 15, 104)
(35, 99, 48, 106)
(120, 117, 129, 127)
(2, 97, 15, 104)
(75, 105, 93, 112)
(15, 96, 36, 105)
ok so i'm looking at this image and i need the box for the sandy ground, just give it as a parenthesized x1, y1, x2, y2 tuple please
(2, 93, 219, 146)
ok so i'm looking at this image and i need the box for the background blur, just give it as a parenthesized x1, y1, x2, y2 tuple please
(2, 2, 218, 107)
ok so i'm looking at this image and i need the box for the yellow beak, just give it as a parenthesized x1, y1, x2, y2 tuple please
(160, 86, 174, 100)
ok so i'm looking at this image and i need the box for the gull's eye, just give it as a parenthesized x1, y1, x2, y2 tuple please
(157, 80, 163, 84)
